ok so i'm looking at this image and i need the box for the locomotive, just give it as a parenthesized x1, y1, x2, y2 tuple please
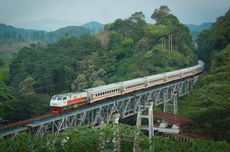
(50, 61, 205, 114)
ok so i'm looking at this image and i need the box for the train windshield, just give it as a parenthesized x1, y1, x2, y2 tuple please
(52, 97, 57, 100)
(57, 97, 62, 100)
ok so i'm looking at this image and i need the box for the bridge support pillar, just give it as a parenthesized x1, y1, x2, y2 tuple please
(173, 93, 178, 115)
(134, 102, 154, 151)
(160, 93, 179, 133)
(163, 92, 178, 114)
(136, 102, 154, 138)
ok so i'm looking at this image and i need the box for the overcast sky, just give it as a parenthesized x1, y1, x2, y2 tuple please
(0, 0, 230, 25)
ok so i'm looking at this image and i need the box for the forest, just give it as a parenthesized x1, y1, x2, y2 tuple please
(0, 5, 229, 151)
(180, 8, 230, 141)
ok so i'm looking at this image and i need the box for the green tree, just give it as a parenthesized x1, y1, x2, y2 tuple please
(151, 5, 171, 23)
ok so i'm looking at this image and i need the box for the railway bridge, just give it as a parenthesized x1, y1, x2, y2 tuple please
(0, 63, 203, 138)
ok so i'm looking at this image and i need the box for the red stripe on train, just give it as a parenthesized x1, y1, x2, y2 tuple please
(67, 97, 85, 105)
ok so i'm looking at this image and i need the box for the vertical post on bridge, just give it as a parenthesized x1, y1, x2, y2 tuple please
(173, 93, 178, 115)
(134, 102, 154, 152)
(163, 92, 178, 115)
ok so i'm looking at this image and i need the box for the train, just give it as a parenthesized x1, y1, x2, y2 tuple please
(50, 61, 205, 114)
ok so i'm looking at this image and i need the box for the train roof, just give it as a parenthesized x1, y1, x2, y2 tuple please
(121, 77, 146, 85)
(85, 77, 147, 93)
(52, 92, 81, 97)
(85, 82, 120, 92)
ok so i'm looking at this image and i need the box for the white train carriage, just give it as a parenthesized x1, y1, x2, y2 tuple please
(193, 60, 205, 74)
(166, 70, 182, 82)
(85, 83, 121, 103)
(146, 73, 166, 87)
(122, 78, 146, 94)
(181, 67, 195, 78)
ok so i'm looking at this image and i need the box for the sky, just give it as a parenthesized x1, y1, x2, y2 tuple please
(0, 0, 229, 26)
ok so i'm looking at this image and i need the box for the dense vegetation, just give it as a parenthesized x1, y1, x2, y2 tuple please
(196, 9, 230, 66)
(0, 124, 230, 152)
(180, 9, 230, 141)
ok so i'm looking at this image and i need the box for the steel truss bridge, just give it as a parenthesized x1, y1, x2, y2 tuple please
(0, 75, 199, 138)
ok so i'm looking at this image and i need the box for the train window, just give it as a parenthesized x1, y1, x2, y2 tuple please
(57, 97, 62, 100)
(52, 97, 57, 100)
(63, 97, 67, 100)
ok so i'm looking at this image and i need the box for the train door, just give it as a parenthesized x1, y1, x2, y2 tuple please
(120, 83, 124, 95)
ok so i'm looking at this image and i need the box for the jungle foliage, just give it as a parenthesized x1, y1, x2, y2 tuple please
(196, 9, 230, 66)
(180, 8, 230, 141)
(0, 124, 229, 152)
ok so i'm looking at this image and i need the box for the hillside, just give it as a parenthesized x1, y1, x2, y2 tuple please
(48, 26, 90, 42)
(180, 8, 230, 141)
(0, 22, 101, 53)
(187, 22, 212, 40)
(187, 22, 212, 33)
(83, 21, 104, 32)
(0, 23, 47, 52)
